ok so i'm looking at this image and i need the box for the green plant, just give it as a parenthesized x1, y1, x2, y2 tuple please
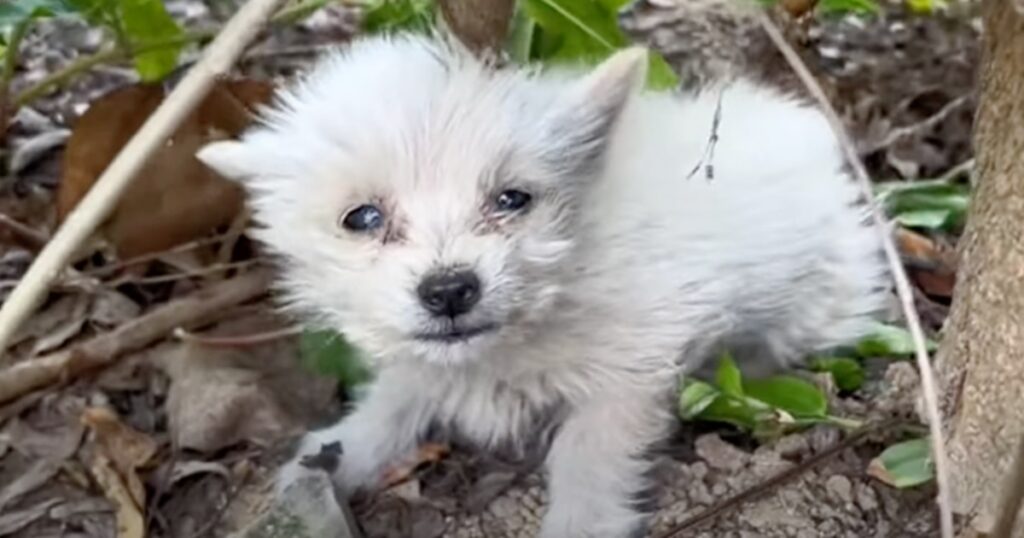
(868, 436, 935, 488)
(299, 329, 373, 391)
(875, 178, 970, 232)
(678, 352, 860, 440)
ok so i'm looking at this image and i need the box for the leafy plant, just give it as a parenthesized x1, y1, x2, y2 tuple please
(362, 0, 435, 34)
(299, 329, 373, 391)
(855, 321, 939, 358)
(875, 179, 970, 232)
(868, 437, 934, 488)
(809, 356, 865, 391)
(679, 353, 858, 439)
(513, 0, 679, 89)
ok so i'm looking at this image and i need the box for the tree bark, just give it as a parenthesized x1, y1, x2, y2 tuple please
(437, 0, 516, 57)
(936, 0, 1024, 535)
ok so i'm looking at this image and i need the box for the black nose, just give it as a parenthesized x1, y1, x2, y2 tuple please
(417, 270, 482, 318)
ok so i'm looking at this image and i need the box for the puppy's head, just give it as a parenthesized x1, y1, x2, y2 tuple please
(198, 35, 646, 366)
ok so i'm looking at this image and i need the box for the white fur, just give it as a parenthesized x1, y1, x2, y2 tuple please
(198, 34, 889, 537)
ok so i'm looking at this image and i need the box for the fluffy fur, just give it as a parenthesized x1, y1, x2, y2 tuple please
(198, 34, 889, 538)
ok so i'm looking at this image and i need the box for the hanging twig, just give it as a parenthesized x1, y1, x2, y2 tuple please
(0, 0, 290, 357)
(755, 12, 954, 538)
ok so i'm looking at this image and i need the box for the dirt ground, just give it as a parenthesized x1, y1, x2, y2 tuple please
(0, 1, 978, 537)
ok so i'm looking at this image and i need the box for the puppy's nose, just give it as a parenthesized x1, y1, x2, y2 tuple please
(417, 270, 481, 318)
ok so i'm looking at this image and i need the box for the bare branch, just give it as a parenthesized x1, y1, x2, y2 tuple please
(0, 269, 270, 405)
(755, 12, 954, 538)
(0, 0, 290, 357)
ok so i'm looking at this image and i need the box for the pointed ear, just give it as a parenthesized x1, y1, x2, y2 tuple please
(542, 47, 648, 176)
(572, 46, 648, 112)
(196, 140, 258, 182)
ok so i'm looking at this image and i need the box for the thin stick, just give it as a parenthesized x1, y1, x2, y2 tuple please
(653, 420, 901, 538)
(756, 13, 953, 538)
(0, 269, 270, 405)
(0, 212, 48, 249)
(0, 0, 289, 358)
(173, 325, 301, 347)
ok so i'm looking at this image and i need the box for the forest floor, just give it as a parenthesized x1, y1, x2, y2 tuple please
(0, 1, 979, 537)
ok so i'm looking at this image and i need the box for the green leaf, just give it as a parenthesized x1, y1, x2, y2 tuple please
(694, 393, 760, 430)
(875, 179, 970, 231)
(714, 352, 744, 397)
(118, 0, 184, 81)
(362, 0, 436, 34)
(856, 322, 938, 358)
(906, 0, 940, 13)
(743, 375, 828, 418)
(809, 357, 865, 392)
(521, 0, 678, 89)
(869, 437, 934, 488)
(299, 329, 373, 389)
(817, 0, 880, 15)
(678, 380, 720, 420)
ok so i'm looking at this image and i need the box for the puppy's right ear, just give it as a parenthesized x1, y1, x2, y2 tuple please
(196, 140, 257, 183)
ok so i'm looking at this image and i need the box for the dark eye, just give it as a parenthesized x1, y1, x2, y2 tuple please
(341, 204, 384, 232)
(494, 189, 532, 212)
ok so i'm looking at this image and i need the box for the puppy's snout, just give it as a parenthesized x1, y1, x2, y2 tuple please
(417, 270, 482, 318)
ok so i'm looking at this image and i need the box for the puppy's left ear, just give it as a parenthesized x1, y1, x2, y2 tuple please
(543, 47, 648, 175)
(196, 140, 258, 183)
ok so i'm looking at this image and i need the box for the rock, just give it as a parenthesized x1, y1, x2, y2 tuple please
(825, 475, 854, 505)
(695, 434, 748, 472)
(228, 473, 361, 538)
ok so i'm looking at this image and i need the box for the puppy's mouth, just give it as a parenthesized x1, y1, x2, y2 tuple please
(415, 322, 499, 343)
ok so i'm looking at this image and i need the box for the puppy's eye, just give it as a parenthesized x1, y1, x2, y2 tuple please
(495, 190, 532, 212)
(341, 204, 384, 232)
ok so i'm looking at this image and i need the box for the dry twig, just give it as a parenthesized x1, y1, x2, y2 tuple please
(755, 12, 954, 538)
(0, 269, 270, 405)
(653, 420, 903, 538)
(0, 0, 289, 357)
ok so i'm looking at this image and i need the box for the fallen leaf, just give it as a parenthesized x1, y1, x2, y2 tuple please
(8, 128, 71, 174)
(382, 442, 451, 488)
(0, 459, 63, 513)
(168, 460, 231, 486)
(88, 290, 142, 328)
(81, 407, 159, 507)
(89, 452, 146, 538)
(9, 294, 89, 355)
(896, 227, 957, 298)
(0, 497, 62, 535)
(57, 79, 275, 259)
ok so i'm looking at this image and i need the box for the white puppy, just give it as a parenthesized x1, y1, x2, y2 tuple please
(198, 33, 888, 538)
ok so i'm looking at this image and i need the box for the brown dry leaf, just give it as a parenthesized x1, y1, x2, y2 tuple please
(382, 442, 451, 488)
(89, 452, 145, 538)
(9, 294, 90, 355)
(81, 407, 159, 511)
(779, 0, 817, 18)
(895, 227, 957, 299)
(57, 79, 275, 259)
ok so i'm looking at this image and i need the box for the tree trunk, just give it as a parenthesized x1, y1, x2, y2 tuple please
(936, 0, 1024, 535)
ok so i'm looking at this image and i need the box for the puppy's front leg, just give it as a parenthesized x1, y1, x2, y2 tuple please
(540, 391, 671, 538)
(276, 366, 435, 497)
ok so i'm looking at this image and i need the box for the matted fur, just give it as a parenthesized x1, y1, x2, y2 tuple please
(198, 34, 889, 538)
